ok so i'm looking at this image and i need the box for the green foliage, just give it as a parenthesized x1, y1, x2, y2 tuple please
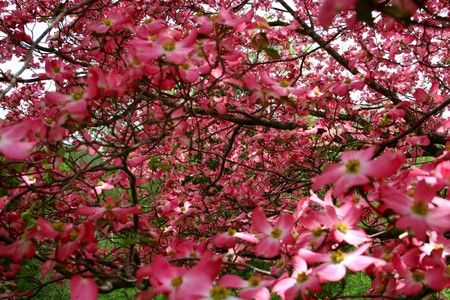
(15, 259, 70, 299)
(317, 272, 371, 299)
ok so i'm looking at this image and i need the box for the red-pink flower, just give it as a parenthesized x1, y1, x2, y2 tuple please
(77, 202, 140, 223)
(299, 244, 385, 282)
(312, 147, 404, 196)
(137, 252, 221, 300)
(381, 180, 450, 241)
(318, 0, 357, 28)
(272, 256, 321, 300)
(252, 208, 295, 258)
(316, 204, 368, 245)
(132, 30, 197, 65)
(70, 275, 98, 300)
(0, 238, 35, 263)
(45, 91, 90, 122)
(214, 228, 259, 249)
(0, 122, 36, 160)
(219, 274, 271, 300)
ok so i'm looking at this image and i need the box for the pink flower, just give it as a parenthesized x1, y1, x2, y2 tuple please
(0, 238, 36, 263)
(318, 0, 357, 29)
(77, 202, 140, 223)
(219, 274, 271, 300)
(316, 204, 368, 245)
(45, 91, 90, 122)
(415, 82, 443, 103)
(299, 244, 385, 282)
(381, 180, 450, 241)
(312, 147, 404, 196)
(252, 208, 295, 258)
(137, 252, 221, 300)
(93, 180, 114, 195)
(273, 256, 321, 300)
(214, 228, 259, 248)
(0, 122, 36, 160)
(132, 30, 197, 65)
(70, 275, 98, 300)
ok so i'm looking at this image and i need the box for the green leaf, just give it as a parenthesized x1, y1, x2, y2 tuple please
(252, 32, 269, 51)
(356, 0, 374, 27)
(206, 157, 220, 170)
(263, 48, 281, 59)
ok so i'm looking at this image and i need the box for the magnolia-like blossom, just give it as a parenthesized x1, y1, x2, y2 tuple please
(0, 122, 36, 160)
(0, 238, 35, 263)
(299, 244, 385, 282)
(252, 208, 295, 258)
(132, 30, 197, 65)
(70, 275, 98, 300)
(136, 252, 221, 300)
(213, 228, 259, 249)
(77, 202, 140, 223)
(316, 204, 368, 245)
(218, 274, 271, 300)
(272, 256, 321, 300)
(312, 147, 404, 196)
(318, 0, 357, 28)
(381, 180, 450, 241)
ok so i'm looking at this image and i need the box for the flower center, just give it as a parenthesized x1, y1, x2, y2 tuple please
(52, 222, 65, 231)
(271, 227, 282, 239)
(209, 286, 230, 299)
(411, 200, 428, 216)
(248, 275, 261, 287)
(296, 272, 308, 283)
(104, 202, 115, 210)
(312, 226, 323, 237)
(171, 276, 183, 287)
(227, 228, 236, 236)
(336, 222, 349, 233)
(71, 90, 84, 101)
(279, 79, 290, 88)
(331, 250, 346, 264)
(162, 40, 176, 52)
(412, 270, 425, 282)
(103, 18, 114, 26)
(345, 159, 360, 174)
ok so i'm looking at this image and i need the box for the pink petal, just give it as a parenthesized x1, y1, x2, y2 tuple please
(255, 237, 280, 258)
(316, 263, 346, 282)
(70, 275, 98, 300)
(219, 274, 248, 288)
(252, 208, 272, 234)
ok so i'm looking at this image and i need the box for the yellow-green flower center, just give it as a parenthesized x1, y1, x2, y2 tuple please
(271, 227, 282, 239)
(70, 231, 79, 241)
(331, 250, 346, 264)
(279, 79, 290, 88)
(412, 270, 425, 282)
(227, 229, 236, 236)
(171, 276, 183, 287)
(345, 159, 360, 174)
(52, 222, 65, 231)
(209, 286, 230, 299)
(104, 202, 115, 210)
(312, 226, 323, 237)
(336, 222, 349, 233)
(162, 40, 176, 52)
(296, 272, 308, 283)
(103, 19, 114, 26)
(411, 200, 428, 216)
(71, 90, 84, 101)
(248, 275, 261, 287)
